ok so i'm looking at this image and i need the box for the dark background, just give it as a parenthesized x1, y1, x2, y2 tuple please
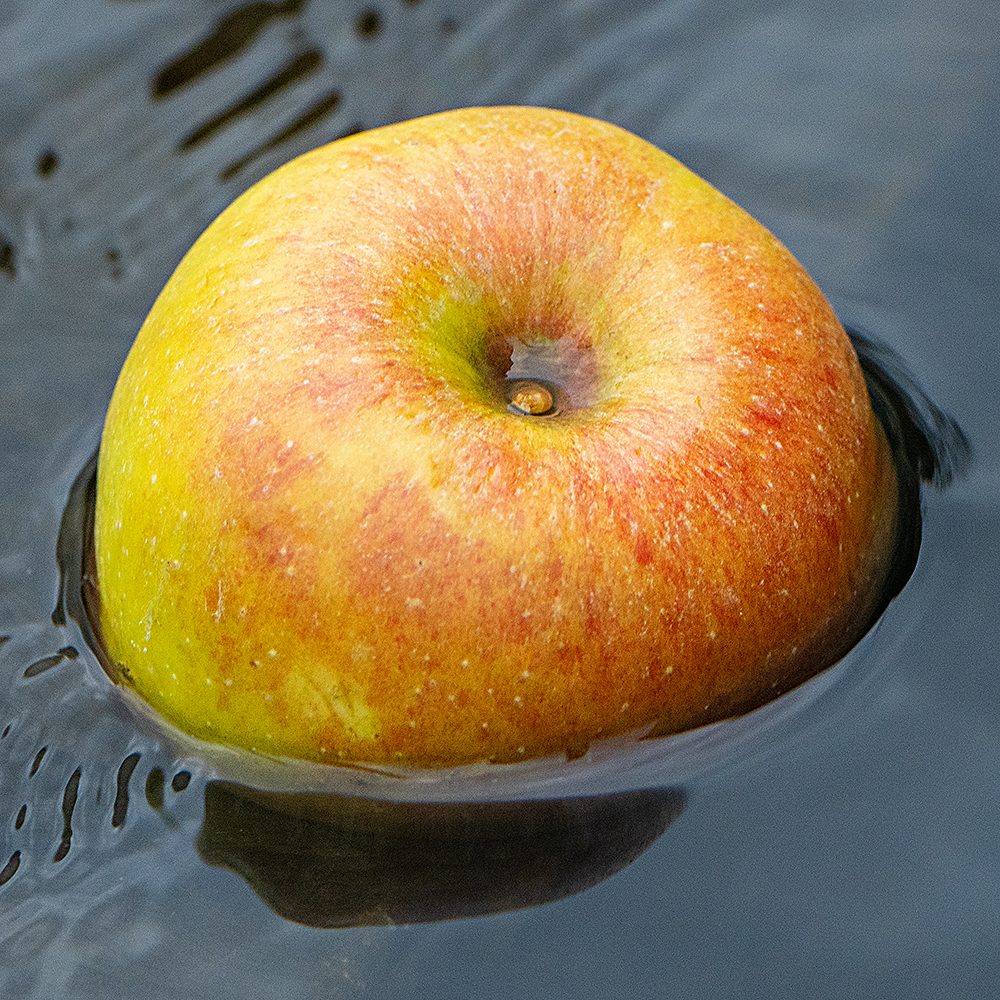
(1, 1, 998, 997)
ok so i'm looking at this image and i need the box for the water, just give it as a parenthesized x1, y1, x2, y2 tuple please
(2, 1, 998, 997)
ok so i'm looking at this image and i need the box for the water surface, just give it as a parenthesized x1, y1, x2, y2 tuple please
(1, 1, 998, 997)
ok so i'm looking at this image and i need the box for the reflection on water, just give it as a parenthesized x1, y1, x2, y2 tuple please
(197, 783, 685, 927)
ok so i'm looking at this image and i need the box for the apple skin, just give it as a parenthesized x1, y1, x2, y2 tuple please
(94, 106, 899, 767)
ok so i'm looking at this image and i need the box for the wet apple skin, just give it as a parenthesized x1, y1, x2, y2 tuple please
(94, 106, 899, 766)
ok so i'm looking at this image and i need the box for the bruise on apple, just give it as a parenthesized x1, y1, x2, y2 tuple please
(93, 107, 900, 768)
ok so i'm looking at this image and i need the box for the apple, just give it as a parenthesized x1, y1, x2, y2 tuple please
(93, 106, 900, 768)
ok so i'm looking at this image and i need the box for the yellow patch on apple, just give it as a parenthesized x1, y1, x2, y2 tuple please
(94, 106, 899, 767)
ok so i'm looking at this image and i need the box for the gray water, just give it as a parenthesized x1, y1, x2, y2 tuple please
(1, 1, 998, 997)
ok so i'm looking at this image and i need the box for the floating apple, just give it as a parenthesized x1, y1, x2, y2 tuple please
(93, 106, 899, 768)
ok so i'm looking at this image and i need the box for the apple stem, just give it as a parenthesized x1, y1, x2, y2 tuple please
(508, 382, 555, 417)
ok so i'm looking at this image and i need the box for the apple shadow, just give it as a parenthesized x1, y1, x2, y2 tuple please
(195, 781, 685, 927)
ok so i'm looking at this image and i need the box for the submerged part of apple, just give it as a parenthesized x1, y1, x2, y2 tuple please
(94, 106, 900, 768)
